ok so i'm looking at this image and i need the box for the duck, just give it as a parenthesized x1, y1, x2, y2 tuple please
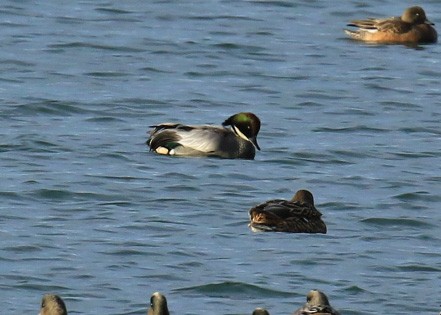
(344, 6, 437, 44)
(292, 290, 340, 315)
(252, 307, 270, 315)
(248, 189, 327, 234)
(147, 112, 261, 159)
(148, 292, 170, 315)
(39, 294, 67, 315)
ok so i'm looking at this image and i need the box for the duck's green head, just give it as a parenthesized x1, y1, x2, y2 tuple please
(222, 112, 261, 150)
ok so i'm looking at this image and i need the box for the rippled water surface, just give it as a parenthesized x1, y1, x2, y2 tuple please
(1, 0, 441, 314)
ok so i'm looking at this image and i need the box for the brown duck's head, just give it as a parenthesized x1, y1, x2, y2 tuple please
(291, 189, 315, 206)
(148, 292, 170, 315)
(402, 6, 433, 25)
(306, 289, 331, 306)
(39, 294, 67, 315)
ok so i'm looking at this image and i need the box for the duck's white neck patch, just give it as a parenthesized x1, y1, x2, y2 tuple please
(232, 125, 249, 141)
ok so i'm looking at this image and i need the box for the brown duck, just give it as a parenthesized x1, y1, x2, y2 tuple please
(249, 190, 327, 234)
(344, 6, 437, 44)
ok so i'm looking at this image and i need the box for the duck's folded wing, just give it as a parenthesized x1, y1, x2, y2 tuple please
(347, 16, 401, 31)
(262, 200, 323, 219)
(347, 18, 378, 29)
(375, 18, 412, 33)
(250, 200, 289, 215)
(147, 123, 182, 150)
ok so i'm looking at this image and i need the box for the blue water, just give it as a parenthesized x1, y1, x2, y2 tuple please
(1, 1, 441, 314)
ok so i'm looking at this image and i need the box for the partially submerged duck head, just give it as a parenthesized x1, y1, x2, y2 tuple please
(147, 292, 170, 315)
(39, 294, 67, 315)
